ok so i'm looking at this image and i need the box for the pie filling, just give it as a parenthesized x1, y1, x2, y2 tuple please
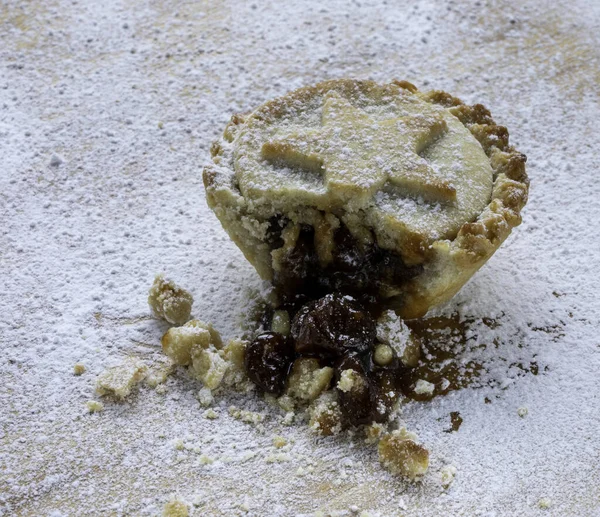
(245, 292, 414, 428)
(265, 215, 423, 309)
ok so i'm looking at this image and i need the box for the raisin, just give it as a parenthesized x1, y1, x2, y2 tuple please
(244, 332, 294, 395)
(336, 353, 371, 375)
(370, 369, 401, 423)
(336, 356, 373, 426)
(370, 353, 412, 420)
(290, 294, 376, 358)
(335, 350, 410, 425)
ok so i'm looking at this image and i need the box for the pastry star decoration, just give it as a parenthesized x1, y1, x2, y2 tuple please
(261, 91, 456, 204)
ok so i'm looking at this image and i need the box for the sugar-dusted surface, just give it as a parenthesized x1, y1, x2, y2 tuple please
(1, 0, 599, 516)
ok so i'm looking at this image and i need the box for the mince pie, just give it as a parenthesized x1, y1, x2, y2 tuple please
(203, 79, 528, 318)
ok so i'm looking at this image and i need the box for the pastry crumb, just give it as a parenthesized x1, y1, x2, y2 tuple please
(364, 422, 386, 444)
(197, 387, 214, 407)
(441, 464, 457, 488)
(148, 274, 194, 325)
(275, 394, 296, 413)
(376, 310, 421, 367)
(73, 363, 86, 375)
(229, 406, 264, 425)
(378, 428, 429, 480)
(538, 498, 552, 509)
(198, 454, 214, 465)
(265, 453, 291, 463)
(155, 384, 168, 395)
(337, 368, 362, 393)
(190, 345, 228, 390)
(161, 319, 222, 366)
(308, 391, 342, 436)
(282, 411, 295, 426)
(162, 497, 189, 517)
(272, 435, 287, 448)
(95, 358, 147, 399)
(86, 400, 104, 413)
(286, 358, 333, 402)
(221, 338, 252, 391)
(203, 408, 219, 420)
(373, 344, 394, 366)
(271, 309, 291, 336)
(414, 379, 435, 396)
(145, 357, 175, 388)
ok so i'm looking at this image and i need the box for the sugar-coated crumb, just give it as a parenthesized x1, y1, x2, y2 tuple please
(197, 387, 214, 407)
(286, 358, 333, 402)
(308, 391, 342, 436)
(272, 435, 287, 448)
(337, 369, 362, 393)
(161, 320, 222, 366)
(198, 455, 214, 465)
(275, 394, 296, 413)
(162, 497, 189, 517)
(364, 423, 386, 445)
(95, 358, 147, 399)
(73, 363, 86, 375)
(378, 428, 429, 480)
(265, 453, 291, 463)
(148, 274, 194, 325)
(282, 411, 295, 426)
(414, 379, 435, 396)
(221, 338, 252, 391)
(190, 345, 228, 390)
(229, 406, 264, 425)
(86, 400, 104, 413)
(440, 465, 457, 488)
(373, 344, 394, 366)
(203, 408, 219, 419)
(144, 357, 175, 388)
(538, 498, 552, 509)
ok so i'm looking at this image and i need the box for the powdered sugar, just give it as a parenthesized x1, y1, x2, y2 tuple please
(1, 0, 599, 515)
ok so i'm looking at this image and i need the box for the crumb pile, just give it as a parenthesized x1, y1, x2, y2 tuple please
(1, 0, 599, 516)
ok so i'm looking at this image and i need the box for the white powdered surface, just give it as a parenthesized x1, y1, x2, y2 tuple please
(1, 0, 599, 516)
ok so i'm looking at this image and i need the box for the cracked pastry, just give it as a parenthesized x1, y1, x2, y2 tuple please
(203, 79, 528, 318)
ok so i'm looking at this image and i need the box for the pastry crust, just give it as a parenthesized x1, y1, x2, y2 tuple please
(203, 79, 528, 318)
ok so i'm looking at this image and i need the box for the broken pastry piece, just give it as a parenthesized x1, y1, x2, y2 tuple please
(378, 428, 430, 480)
(95, 358, 147, 399)
(308, 391, 343, 437)
(161, 320, 250, 392)
(161, 319, 222, 366)
(148, 274, 194, 325)
(204, 79, 528, 318)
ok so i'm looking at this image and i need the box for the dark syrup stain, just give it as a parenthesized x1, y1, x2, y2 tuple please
(402, 314, 544, 402)
(444, 411, 463, 433)
(401, 314, 483, 401)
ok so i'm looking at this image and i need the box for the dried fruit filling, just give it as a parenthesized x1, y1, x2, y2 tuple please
(271, 220, 423, 305)
(245, 293, 414, 427)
